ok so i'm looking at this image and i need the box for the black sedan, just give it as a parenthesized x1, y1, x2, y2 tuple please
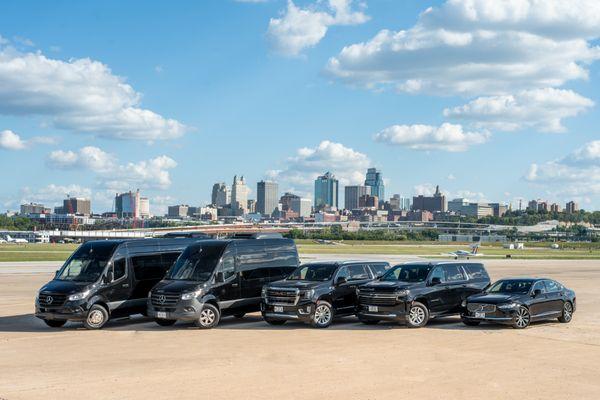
(461, 278, 576, 329)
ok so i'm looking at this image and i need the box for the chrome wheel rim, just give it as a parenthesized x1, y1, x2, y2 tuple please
(563, 302, 573, 321)
(88, 310, 104, 326)
(199, 308, 216, 326)
(408, 306, 425, 326)
(314, 305, 332, 325)
(515, 308, 530, 328)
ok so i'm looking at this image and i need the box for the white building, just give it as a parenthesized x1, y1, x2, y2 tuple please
(291, 197, 312, 218)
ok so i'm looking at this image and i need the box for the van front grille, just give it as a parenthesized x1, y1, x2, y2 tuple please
(38, 292, 67, 307)
(151, 292, 180, 307)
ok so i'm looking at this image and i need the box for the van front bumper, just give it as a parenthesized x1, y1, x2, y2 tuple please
(35, 301, 87, 321)
(147, 298, 204, 321)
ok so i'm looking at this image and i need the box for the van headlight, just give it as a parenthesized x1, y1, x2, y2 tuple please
(302, 289, 315, 300)
(68, 290, 90, 301)
(181, 289, 203, 300)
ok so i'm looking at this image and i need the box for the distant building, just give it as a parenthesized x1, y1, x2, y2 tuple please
(489, 203, 508, 218)
(314, 172, 338, 209)
(291, 197, 312, 218)
(412, 185, 446, 213)
(566, 201, 579, 214)
(231, 175, 249, 215)
(256, 181, 279, 216)
(364, 168, 385, 200)
(59, 197, 91, 216)
(168, 205, 189, 218)
(406, 210, 433, 222)
(20, 203, 50, 215)
(211, 182, 230, 207)
(359, 194, 378, 208)
(247, 199, 256, 214)
(389, 194, 410, 211)
(344, 185, 370, 210)
(550, 203, 561, 213)
(115, 190, 150, 219)
(280, 192, 300, 211)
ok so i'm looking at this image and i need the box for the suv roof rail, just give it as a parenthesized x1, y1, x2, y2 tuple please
(230, 232, 284, 240)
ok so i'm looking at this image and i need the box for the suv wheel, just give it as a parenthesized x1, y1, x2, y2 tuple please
(44, 319, 66, 328)
(406, 302, 429, 328)
(155, 318, 176, 327)
(84, 304, 109, 330)
(512, 306, 530, 329)
(558, 301, 573, 323)
(311, 301, 333, 328)
(195, 304, 220, 329)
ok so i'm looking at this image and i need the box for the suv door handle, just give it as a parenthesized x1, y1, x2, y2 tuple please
(122, 283, 129, 288)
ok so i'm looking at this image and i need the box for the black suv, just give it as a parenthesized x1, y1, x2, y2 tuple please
(35, 238, 196, 329)
(357, 261, 490, 328)
(461, 278, 576, 329)
(261, 261, 391, 328)
(148, 233, 299, 328)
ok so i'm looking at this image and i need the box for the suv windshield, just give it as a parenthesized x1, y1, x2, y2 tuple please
(488, 280, 533, 294)
(381, 264, 432, 283)
(56, 241, 120, 283)
(165, 243, 226, 281)
(287, 264, 338, 281)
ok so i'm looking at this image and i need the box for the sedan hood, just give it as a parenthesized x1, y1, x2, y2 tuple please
(268, 280, 324, 290)
(153, 280, 203, 294)
(39, 280, 90, 295)
(468, 293, 521, 304)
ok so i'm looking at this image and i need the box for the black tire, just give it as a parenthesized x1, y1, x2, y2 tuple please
(558, 301, 573, 323)
(264, 318, 286, 326)
(461, 318, 481, 326)
(406, 301, 429, 328)
(194, 303, 220, 329)
(311, 301, 334, 328)
(512, 306, 531, 329)
(44, 319, 66, 328)
(233, 312, 246, 319)
(83, 304, 109, 330)
(358, 318, 380, 325)
(154, 318, 177, 327)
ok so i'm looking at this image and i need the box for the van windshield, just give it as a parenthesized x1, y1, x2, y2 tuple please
(166, 243, 226, 281)
(55, 241, 120, 283)
(287, 264, 338, 281)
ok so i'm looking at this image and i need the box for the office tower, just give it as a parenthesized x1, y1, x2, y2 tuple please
(314, 171, 338, 209)
(364, 168, 384, 201)
(345, 185, 370, 210)
(256, 181, 279, 216)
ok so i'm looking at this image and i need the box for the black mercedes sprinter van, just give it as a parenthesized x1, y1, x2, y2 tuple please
(35, 238, 197, 329)
(148, 233, 299, 329)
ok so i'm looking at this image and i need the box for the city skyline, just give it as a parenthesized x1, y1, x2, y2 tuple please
(1, 1, 599, 214)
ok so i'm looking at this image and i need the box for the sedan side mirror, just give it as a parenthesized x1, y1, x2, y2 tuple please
(532, 289, 542, 298)
(430, 277, 442, 286)
(336, 276, 348, 286)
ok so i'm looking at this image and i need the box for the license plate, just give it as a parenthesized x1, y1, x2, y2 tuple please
(474, 312, 485, 319)
(368, 306, 378, 312)
(274, 306, 283, 313)
(157, 311, 167, 319)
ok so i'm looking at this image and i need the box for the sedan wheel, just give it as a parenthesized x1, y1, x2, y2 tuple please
(558, 301, 573, 323)
(512, 306, 530, 329)
(311, 302, 333, 328)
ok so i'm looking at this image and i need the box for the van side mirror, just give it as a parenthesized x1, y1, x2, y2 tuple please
(532, 289, 542, 298)
(104, 270, 113, 284)
(430, 277, 441, 286)
(54, 270, 59, 278)
(215, 272, 225, 283)
(336, 276, 347, 286)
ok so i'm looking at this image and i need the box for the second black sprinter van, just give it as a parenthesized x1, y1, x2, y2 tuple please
(35, 238, 198, 329)
(147, 233, 299, 329)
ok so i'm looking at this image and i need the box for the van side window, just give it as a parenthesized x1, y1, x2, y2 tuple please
(219, 252, 236, 280)
(113, 258, 126, 281)
(132, 253, 179, 281)
(463, 264, 488, 280)
(443, 265, 466, 282)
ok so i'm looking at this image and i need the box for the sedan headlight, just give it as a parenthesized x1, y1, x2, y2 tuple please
(302, 289, 315, 300)
(181, 289, 203, 300)
(68, 290, 90, 301)
(498, 302, 519, 310)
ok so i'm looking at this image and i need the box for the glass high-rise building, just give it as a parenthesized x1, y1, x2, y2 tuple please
(314, 172, 338, 209)
(364, 168, 384, 201)
(344, 185, 370, 210)
(256, 180, 279, 216)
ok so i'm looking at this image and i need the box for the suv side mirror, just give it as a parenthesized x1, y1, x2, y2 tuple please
(336, 276, 348, 286)
(430, 277, 441, 286)
(532, 289, 542, 298)
(215, 272, 225, 283)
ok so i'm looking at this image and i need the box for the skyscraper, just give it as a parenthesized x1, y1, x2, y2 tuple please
(412, 185, 447, 213)
(314, 172, 338, 209)
(115, 190, 150, 218)
(291, 197, 312, 218)
(231, 175, 249, 215)
(256, 181, 279, 216)
(211, 182, 230, 207)
(364, 168, 384, 201)
(344, 185, 370, 210)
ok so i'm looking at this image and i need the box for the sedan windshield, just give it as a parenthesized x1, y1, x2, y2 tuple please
(381, 264, 432, 283)
(165, 243, 226, 281)
(287, 264, 338, 281)
(56, 241, 119, 283)
(488, 280, 533, 294)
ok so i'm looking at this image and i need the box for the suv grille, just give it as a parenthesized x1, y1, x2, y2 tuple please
(151, 292, 180, 308)
(467, 303, 496, 313)
(358, 291, 398, 306)
(38, 292, 67, 307)
(266, 288, 299, 305)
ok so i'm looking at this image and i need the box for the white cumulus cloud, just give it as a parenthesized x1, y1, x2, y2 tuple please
(0, 129, 57, 150)
(374, 123, 490, 152)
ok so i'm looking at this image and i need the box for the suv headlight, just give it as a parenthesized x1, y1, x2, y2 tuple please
(498, 302, 519, 310)
(302, 289, 315, 300)
(461, 299, 467, 307)
(395, 289, 409, 299)
(181, 289, 203, 300)
(68, 290, 90, 301)
(261, 286, 267, 298)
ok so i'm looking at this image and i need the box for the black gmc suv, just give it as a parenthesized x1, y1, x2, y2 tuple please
(148, 233, 299, 328)
(357, 261, 490, 328)
(261, 261, 391, 328)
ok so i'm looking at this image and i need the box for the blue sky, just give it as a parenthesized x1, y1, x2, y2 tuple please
(0, 0, 599, 214)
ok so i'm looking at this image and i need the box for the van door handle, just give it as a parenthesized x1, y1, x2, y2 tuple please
(122, 283, 129, 288)
(231, 283, 239, 287)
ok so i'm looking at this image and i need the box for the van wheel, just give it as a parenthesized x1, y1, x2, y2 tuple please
(84, 304, 109, 330)
(406, 302, 429, 328)
(233, 312, 245, 319)
(44, 319, 66, 328)
(264, 318, 286, 326)
(195, 304, 220, 329)
(311, 301, 333, 328)
(558, 301, 573, 323)
(155, 318, 176, 327)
